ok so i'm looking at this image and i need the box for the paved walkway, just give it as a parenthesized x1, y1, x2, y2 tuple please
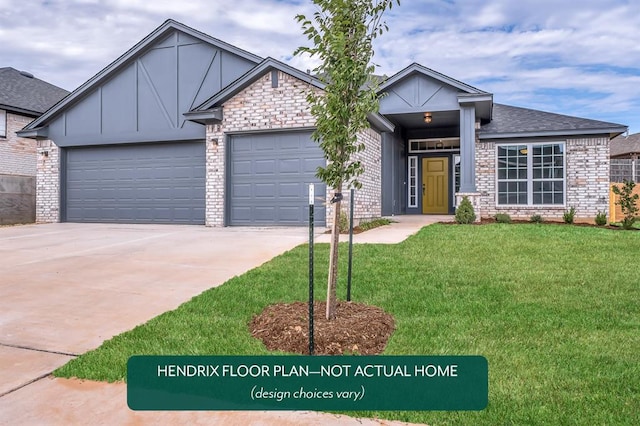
(316, 215, 452, 244)
(0, 218, 446, 425)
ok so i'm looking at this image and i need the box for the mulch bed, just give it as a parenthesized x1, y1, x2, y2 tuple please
(250, 301, 395, 355)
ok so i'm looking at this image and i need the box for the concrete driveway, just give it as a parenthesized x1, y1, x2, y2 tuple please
(0, 224, 309, 421)
(0, 221, 430, 425)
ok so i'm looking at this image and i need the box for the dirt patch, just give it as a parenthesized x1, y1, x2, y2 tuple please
(250, 301, 395, 355)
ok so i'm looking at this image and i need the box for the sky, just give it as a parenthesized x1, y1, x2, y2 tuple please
(2, 0, 639, 133)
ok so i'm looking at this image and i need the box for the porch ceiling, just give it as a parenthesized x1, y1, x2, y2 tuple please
(383, 110, 460, 129)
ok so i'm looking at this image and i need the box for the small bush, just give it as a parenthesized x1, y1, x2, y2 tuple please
(612, 180, 639, 230)
(563, 206, 576, 224)
(338, 211, 349, 233)
(455, 196, 476, 224)
(594, 211, 608, 226)
(494, 213, 512, 223)
(530, 214, 544, 224)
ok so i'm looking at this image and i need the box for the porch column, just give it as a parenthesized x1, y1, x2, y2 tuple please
(459, 103, 477, 193)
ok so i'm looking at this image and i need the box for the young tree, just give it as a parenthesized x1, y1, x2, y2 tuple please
(612, 179, 639, 229)
(295, 0, 399, 320)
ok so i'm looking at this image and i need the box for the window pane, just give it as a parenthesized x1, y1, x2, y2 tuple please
(0, 109, 6, 138)
(518, 193, 528, 204)
(533, 193, 542, 204)
(554, 193, 563, 204)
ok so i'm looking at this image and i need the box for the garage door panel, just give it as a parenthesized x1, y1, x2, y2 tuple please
(229, 132, 326, 226)
(255, 183, 276, 198)
(279, 182, 302, 198)
(280, 159, 301, 174)
(65, 142, 205, 224)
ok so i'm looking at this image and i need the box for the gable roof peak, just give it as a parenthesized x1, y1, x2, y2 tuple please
(380, 62, 490, 95)
(22, 18, 263, 131)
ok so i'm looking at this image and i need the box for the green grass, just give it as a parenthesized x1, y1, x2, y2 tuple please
(610, 221, 640, 230)
(55, 224, 640, 425)
(356, 217, 392, 231)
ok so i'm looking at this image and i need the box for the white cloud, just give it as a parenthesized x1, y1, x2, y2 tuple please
(1, 0, 639, 131)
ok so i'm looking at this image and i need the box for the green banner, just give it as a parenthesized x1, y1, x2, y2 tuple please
(127, 355, 487, 411)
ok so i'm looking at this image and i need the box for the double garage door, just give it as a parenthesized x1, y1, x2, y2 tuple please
(65, 142, 206, 224)
(64, 132, 325, 226)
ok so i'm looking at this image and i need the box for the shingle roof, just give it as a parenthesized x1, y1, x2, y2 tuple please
(610, 133, 640, 157)
(479, 103, 626, 138)
(0, 67, 69, 116)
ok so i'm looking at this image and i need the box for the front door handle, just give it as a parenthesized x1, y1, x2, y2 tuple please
(422, 183, 425, 196)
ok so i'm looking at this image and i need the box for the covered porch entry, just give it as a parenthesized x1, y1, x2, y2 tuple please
(378, 64, 492, 217)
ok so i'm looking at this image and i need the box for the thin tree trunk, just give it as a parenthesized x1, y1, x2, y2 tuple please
(326, 185, 342, 320)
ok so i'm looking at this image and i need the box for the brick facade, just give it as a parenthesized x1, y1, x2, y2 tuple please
(35, 140, 60, 223)
(205, 70, 382, 227)
(0, 112, 36, 176)
(475, 136, 610, 221)
(340, 127, 382, 224)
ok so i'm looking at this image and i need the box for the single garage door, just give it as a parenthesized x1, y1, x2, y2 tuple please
(65, 141, 205, 224)
(229, 131, 326, 226)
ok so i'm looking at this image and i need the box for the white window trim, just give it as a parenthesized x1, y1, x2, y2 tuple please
(409, 137, 460, 153)
(0, 109, 6, 138)
(453, 154, 461, 207)
(408, 156, 418, 208)
(495, 142, 567, 208)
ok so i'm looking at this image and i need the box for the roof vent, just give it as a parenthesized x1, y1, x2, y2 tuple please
(19, 70, 34, 78)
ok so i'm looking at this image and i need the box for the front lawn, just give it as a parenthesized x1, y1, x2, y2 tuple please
(56, 224, 640, 425)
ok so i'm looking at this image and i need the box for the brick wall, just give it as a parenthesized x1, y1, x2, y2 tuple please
(205, 70, 382, 227)
(339, 127, 382, 224)
(475, 136, 610, 221)
(35, 140, 60, 223)
(0, 112, 36, 176)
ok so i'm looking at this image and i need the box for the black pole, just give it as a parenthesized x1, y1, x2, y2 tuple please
(308, 184, 315, 355)
(347, 188, 354, 301)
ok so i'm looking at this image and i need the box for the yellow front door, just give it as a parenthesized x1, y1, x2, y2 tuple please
(422, 157, 449, 214)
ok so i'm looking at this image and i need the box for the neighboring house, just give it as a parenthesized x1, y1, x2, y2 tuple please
(19, 20, 626, 226)
(0, 67, 69, 225)
(610, 133, 640, 183)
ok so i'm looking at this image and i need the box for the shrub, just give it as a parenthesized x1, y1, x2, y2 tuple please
(612, 180, 639, 230)
(563, 206, 576, 224)
(494, 213, 512, 223)
(530, 214, 544, 224)
(455, 196, 476, 224)
(338, 210, 350, 233)
(594, 211, 608, 226)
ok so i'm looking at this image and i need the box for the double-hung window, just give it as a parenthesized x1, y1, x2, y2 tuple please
(497, 143, 565, 206)
(0, 109, 6, 138)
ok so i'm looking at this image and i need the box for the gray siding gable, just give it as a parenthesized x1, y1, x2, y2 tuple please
(21, 20, 261, 147)
(379, 63, 490, 115)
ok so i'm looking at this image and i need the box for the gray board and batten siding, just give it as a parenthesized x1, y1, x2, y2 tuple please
(228, 131, 326, 226)
(44, 30, 258, 147)
(44, 26, 259, 224)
